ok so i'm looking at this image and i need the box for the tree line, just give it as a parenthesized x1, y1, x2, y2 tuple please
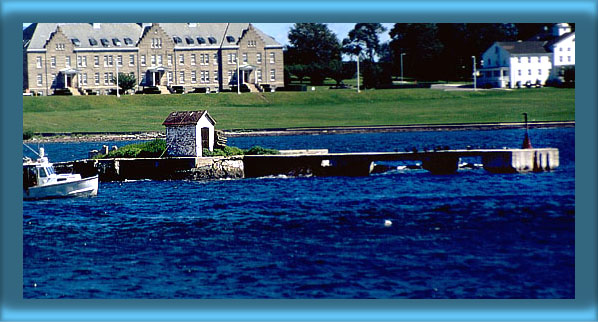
(284, 23, 572, 88)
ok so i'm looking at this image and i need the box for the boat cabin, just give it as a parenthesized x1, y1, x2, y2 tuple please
(23, 158, 57, 189)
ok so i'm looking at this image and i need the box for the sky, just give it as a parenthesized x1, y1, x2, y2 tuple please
(23, 23, 395, 46)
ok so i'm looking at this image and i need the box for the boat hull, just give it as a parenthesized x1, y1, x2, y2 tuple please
(23, 175, 99, 200)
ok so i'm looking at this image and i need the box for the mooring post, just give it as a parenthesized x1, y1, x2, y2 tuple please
(522, 112, 533, 149)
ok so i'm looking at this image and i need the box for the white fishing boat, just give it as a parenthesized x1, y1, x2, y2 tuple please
(23, 147, 98, 200)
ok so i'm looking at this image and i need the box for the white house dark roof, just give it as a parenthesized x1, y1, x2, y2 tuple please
(162, 111, 215, 126)
(496, 41, 551, 55)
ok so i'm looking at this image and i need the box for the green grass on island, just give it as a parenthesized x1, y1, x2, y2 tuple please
(23, 87, 574, 133)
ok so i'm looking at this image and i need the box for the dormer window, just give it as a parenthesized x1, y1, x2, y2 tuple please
(226, 35, 235, 43)
(100, 38, 109, 47)
(208, 36, 217, 44)
(196, 37, 206, 44)
(71, 38, 80, 46)
(124, 37, 134, 46)
(185, 36, 194, 45)
(89, 38, 98, 46)
(173, 36, 182, 44)
(112, 38, 122, 46)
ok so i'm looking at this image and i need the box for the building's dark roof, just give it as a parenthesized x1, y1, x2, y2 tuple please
(497, 41, 550, 54)
(162, 111, 215, 126)
(544, 32, 574, 49)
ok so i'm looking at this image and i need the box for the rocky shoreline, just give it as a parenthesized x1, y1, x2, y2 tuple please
(24, 121, 574, 143)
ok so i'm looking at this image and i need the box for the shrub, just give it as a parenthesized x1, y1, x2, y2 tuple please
(244, 146, 280, 155)
(94, 139, 167, 158)
(23, 130, 34, 140)
(203, 145, 279, 156)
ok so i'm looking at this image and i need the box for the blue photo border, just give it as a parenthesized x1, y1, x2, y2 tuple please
(2, 0, 596, 320)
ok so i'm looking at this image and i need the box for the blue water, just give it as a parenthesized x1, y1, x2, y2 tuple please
(23, 128, 574, 298)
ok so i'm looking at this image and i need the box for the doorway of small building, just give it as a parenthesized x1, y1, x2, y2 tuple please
(201, 127, 210, 151)
(66, 74, 73, 88)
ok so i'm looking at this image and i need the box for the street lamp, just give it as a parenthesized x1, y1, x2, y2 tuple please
(400, 53, 406, 83)
(472, 55, 477, 91)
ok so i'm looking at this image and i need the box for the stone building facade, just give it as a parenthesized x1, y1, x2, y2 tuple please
(23, 23, 284, 96)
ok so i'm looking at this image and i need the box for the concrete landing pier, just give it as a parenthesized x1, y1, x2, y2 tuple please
(53, 148, 559, 181)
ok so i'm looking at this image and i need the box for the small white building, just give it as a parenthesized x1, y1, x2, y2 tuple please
(478, 23, 574, 88)
(162, 110, 215, 157)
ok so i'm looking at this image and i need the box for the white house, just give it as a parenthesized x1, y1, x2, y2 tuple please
(162, 110, 215, 157)
(478, 23, 574, 88)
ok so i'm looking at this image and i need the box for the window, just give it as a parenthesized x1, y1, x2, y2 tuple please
(517, 57, 521, 63)
(36, 56, 42, 68)
(167, 54, 173, 66)
(51, 56, 56, 68)
(518, 70, 521, 76)
(103, 56, 108, 67)
(205, 54, 209, 65)
(112, 38, 122, 46)
(213, 53, 218, 65)
(242, 53, 247, 64)
(191, 54, 196, 65)
(248, 40, 256, 47)
(270, 52, 275, 63)
(104, 73, 109, 85)
(185, 37, 194, 45)
(270, 69, 275, 81)
(167, 72, 173, 84)
(200, 71, 205, 83)
(226, 35, 235, 43)
(157, 55, 162, 66)
(559, 47, 563, 52)
(173, 36, 182, 44)
(205, 71, 210, 83)
(568, 56, 571, 62)
(197, 37, 206, 44)
(151, 38, 162, 48)
(95, 73, 100, 85)
(124, 38, 134, 46)
(227, 70, 233, 82)
(227, 53, 236, 64)
(538, 69, 542, 75)
(179, 54, 184, 65)
(108, 72, 114, 85)
(100, 38, 109, 47)
(191, 71, 197, 83)
(82, 56, 87, 67)
(55, 43, 65, 51)
(51, 73, 56, 85)
(107, 56, 112, 67)
(567, 47, 571, 51)
(559, 56, 563, 62)
(117, 55, 123, 67)
(256, 53, 262, 64)
(141, 55, 146, 66)
(94, 55, 99, 67)
(528, 69, 532, 75)
(151, 55, 156, 66)
(129, 55, 135, 66)
(179, 71, 185, 83)
(65, 56, 71, 68)
(37, 74, 43, 86)
(527, 57, 531, 63)
(208, 37, 217, 44)
(82, 73, 88, 85)
(71, 38, 80, 46)
(89, 38, 98, 46)
(257, 69, 262, 82)
(214, 72, 218, 82)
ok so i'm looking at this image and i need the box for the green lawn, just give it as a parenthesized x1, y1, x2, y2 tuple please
(23, 87, 574, 133)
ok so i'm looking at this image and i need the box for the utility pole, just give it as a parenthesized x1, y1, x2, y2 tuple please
(400, 53, 406, 83)
(472, 55, 477, 91)
(116, 59, 120, 97)
(356, 55, 360, 93)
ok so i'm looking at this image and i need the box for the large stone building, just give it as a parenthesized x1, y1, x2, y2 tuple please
(477, 23, 575, 88)
(23, 23, 284, 95)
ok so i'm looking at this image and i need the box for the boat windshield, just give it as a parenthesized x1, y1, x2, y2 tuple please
(46, 167, 55, 175)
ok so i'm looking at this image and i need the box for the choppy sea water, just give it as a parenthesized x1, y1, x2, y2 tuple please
(23, 128, 574, 298)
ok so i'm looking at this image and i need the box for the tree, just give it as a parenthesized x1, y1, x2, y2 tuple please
(112, 73, 136, 94)
(389, 23, 444, 81)
(343, 23, 387, 62)
(286, 23, 341, 85)
(327, 60, 355, 86)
